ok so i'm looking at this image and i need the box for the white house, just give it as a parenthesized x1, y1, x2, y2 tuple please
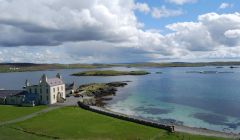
(25, 73, 66, 105)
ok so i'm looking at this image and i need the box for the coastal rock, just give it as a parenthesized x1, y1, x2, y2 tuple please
(78, 81, 128, 106)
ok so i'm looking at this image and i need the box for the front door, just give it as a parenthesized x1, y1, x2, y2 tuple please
(57, 92, 64, 103)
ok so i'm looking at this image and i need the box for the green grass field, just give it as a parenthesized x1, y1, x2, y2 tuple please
(0, 105, 46, 123)
(1, 107, 230, 140)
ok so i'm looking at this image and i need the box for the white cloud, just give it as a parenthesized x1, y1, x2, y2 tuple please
(165, 12, 240, 53)
(224, 29, 240, 38)
(219, 2, 233, 9)
(0, 0, 138, 46)
(0, 0, 240, 63)
(166, 0, 197, 5)
(151, 6, 183, 19)
(134, 2, 150, 14)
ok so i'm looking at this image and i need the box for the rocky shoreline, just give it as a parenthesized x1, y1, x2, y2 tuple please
(76, 81, 129, 106)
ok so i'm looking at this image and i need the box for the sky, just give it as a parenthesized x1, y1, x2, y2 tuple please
(0, 0, 240, 63)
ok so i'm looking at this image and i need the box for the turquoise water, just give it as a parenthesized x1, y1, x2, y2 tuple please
(0, 66, 240, 133)
(104, 66, 240, 133)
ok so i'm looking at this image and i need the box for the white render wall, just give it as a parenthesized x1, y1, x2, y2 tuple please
(26, 82, 65, 105)
(50, 84, 65, 104)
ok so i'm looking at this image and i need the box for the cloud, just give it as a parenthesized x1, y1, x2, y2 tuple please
(166, 12, 240, 52)
(0, 0, 240, 63)
(151, 6, 183, 19)
(224, 29, 240, 38)
(219, 3, 233, 9)
(0, 0, 138, 47)
(134, 2, 150, 14)
(166, 0, 197, 5)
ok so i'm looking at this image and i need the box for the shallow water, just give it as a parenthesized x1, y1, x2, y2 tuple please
(0, 66, 240, 133)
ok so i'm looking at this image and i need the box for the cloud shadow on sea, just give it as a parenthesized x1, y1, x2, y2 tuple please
(192, 113, 240, 130)
(134, 107, 172, 115)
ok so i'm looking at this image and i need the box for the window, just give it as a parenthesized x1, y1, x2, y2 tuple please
(53, 88, 55, 92)
(53, 94, 55, 100)
(40, 95, 42, 101)
(46, 88, 49, 94)
(57, 87, 59, 92)
(35, 88, 37, 94)
(40, 88, 42, 94)
(61, 86, 63, 91)
(47, 96, 48, 101)
(29, 88, 32, 93)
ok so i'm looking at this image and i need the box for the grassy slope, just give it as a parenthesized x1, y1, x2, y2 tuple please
(0, 127, 49, 140)
(72, 70, 150, 76)
(0, 105, 46, 123)
(4, 107, 230, 140)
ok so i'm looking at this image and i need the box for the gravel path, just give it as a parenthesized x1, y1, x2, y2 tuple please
(175, 125, 240, 139)
(0, 106, 61, 126)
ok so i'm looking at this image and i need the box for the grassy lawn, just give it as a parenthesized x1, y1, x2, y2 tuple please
(3, 107, 230, 140)
(0, 126, 49, 140)
(0, 105, 46, 123)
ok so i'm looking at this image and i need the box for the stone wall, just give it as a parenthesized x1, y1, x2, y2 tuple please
(78, 101, 174, 133)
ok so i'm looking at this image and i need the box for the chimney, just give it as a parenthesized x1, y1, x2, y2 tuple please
(25, 79, 30, 87)
(41, 74, 48, 83)
(56, 73, 62, 79)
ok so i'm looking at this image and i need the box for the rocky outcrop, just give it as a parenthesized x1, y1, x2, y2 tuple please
(77, 81, 129, 106)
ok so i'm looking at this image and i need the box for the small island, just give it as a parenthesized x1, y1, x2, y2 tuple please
(156, 72, 162, 74)
(71, 70, 150, 76)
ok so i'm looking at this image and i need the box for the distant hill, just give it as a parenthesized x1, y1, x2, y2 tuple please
(0, 62, 240, 73)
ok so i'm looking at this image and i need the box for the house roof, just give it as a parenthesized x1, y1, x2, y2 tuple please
(47, 78, 64, 87)
(66, 82, 76, 90)
(0, 90, 26, 98)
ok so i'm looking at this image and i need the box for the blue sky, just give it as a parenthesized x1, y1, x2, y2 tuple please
(136, 0, 240, 33)
(0, 0, 240, 63)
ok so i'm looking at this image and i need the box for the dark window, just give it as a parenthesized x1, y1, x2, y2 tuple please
(35, 88, 37, 94)
(40, 95, 42, 101)
(46, 88, 48, 93)
(57, 87, 59, 92)
(53, 88, 55, 92)
(29, 88, 32, 93)
(47, 96, 48, 101)
(54, 94, 55, 99)
(40, 88, 42, 94)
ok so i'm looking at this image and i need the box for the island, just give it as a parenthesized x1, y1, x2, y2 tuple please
(156, 72, 162, 74)
(71, 70, 150, 76)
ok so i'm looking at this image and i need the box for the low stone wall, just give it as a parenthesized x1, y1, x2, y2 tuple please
(78, 101, 174, 133)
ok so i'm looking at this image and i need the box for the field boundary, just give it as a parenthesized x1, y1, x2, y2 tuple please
(77, 101, 175, 133)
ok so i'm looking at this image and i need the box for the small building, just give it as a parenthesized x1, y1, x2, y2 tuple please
(0, 90, 37, 106)
(25, 73, 66, 105)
